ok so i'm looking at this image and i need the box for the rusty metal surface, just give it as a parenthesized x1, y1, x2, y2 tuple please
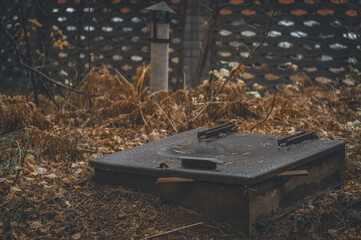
(90, 127, 345, 185)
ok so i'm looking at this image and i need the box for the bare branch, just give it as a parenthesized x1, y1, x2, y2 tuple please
(191, 8, 277, 123)
(141, 222, 203, 240)
(20, 62, 83, 94)
(249, 86, 278, 131)
(0, 18, 84, 94)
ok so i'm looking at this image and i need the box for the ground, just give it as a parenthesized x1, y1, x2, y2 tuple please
(0, 68, 360, 239)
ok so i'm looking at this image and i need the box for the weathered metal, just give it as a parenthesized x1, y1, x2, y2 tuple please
(197, 123, 236, 139)
(90, 127, 344, 185)
(177, 156, 224, 170)
(278, 131, 317, 147)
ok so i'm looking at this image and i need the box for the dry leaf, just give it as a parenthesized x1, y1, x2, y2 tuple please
(65, 201, 71, 208)
(10, 186, 22, 193)
(343, 78, 355, 86)
(45, 173, 57, 179)
(315, 76, 332, 84)
(72, 233, 81, 240)
(148, 130, 160, 142)
(39, 225, 51, 233)
(30, 221, 42, 229)
(36, 167, 48, 175)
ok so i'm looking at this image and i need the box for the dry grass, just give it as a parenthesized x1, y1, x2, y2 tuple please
(0, 68, 360, 239)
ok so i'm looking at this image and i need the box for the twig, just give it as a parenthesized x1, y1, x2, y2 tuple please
(141, 222, 204, 240)
(193, 0, 219, 87)
(135, 64, 150, 96)
(19, 2, 39, 106)
(150, 100, 178, 133)
(114, 68, 136, 95)
(38, 76, 60, 109)
(20, 62, 84, 93)
(249, 86, 278, 131)
(191, 8, 276, 122)
(0, 17, 84, 94)
(14, 131, 33, 185)
(138, 104, 149, 126)
(315, 0, 360, 44)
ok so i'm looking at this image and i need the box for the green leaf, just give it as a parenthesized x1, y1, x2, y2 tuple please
(220, 68, 230, 77)
(60, 70, 68, 77)
(347, 120, 361, 128)
(348, 57, 357, 65)
(247, 91, 261, 98)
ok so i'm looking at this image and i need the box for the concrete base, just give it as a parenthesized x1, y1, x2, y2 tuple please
(93, 147, 344, 234)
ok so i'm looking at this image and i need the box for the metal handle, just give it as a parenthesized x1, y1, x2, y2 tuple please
(278, 132, 317, 147)
(197, 123, 236, 139)
(178, 156, 225, 170)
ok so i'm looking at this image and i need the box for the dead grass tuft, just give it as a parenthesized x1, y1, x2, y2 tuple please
(0, 68, 360, 239)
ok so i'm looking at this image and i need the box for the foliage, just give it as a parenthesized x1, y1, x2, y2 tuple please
(50, 29, 69, 50)
(345, 58, 361, 85)
(0, 68, 360, 239)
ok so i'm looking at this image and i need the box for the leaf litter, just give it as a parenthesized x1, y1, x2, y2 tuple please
(0, 67, 360, 239)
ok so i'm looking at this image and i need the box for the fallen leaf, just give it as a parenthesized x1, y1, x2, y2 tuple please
(24, 176, 34, 181)
(10, 186, 22, 193)
(31, 167, 48, 176)
(39, 224, 51, 233)
(343, 78, 355, 86)
(74, 169, 82, 176)
(61, 178, 71, 184)
(315, 76, 332, 84)
(11, 232, 18, 239)
(65, 201, 71, 208)
(45, 173, 57, 179)
(115, 135, 122, 144)
(30, 221, 42, 229)
(72, 233, 81, 240)
(148, 130, 160, 142)
(328, 229, 337, 235)
(253, 83, 266, 90)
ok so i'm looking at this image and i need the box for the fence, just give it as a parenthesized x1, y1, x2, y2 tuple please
(0, 0, 360, 94)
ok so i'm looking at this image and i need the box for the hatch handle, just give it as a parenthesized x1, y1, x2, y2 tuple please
(198, 123, 236, 139)
(278, 132, 318, 147)
(177, 156, 225, 170)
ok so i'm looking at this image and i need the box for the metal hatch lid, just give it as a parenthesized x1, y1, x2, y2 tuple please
(90, 128, 345, 186)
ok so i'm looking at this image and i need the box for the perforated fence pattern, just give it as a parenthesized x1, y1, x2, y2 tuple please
(1, 0, 360, 94)
(211, 0, 361, 86)
(48, 0, 186, 88)
(0, 0, 186, 91)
